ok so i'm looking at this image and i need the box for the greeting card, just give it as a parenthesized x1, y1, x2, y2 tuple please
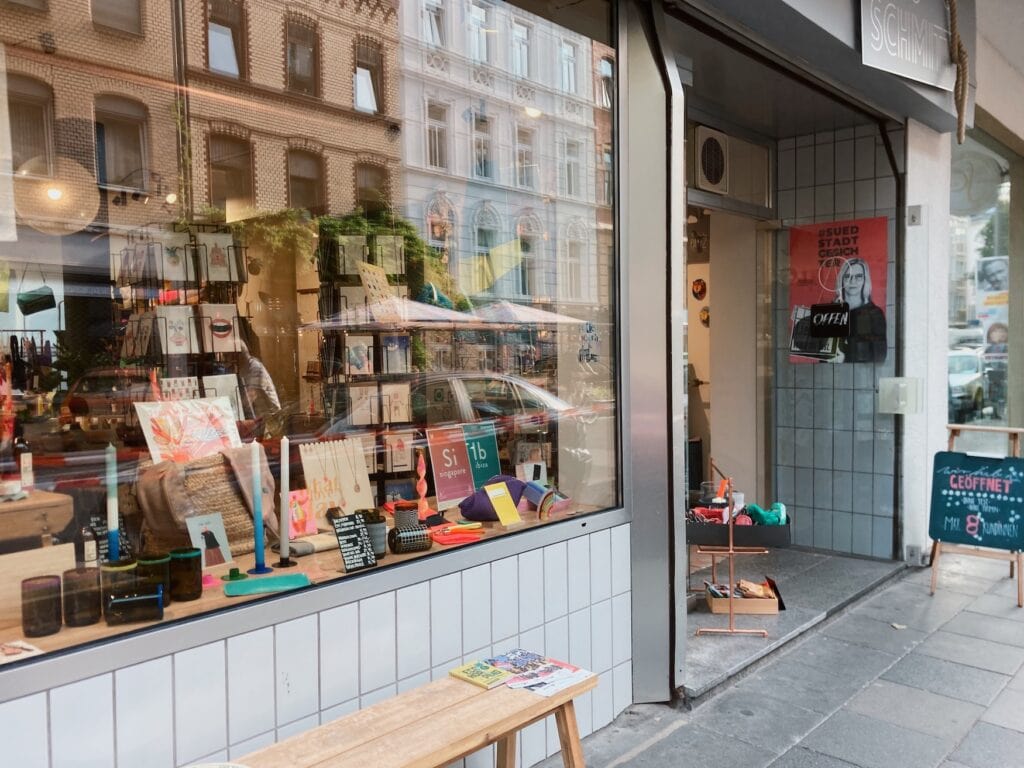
(158, 232, 191, 283)
(202, 374, 244, 419)
(156, 305, 199, 355)
(384, 431, 415, 473)
(287, 489, 317, 538)
(345, 335, 374, 376)
(134, 397, 241, 464)
(196, 232, 237, 283)
(198, 303, 241, 353)
(185, 512, 232, 569)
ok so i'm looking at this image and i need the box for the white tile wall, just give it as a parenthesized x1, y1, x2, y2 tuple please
(1, 693, 48, 768)
(17, 525, 633, 768)
(174, 642, 227, 766)
(116, 658, 174, 768)
(227, 628, 275, 744)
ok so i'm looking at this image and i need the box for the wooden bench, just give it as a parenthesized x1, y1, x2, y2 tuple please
(240, 674, 597, 768)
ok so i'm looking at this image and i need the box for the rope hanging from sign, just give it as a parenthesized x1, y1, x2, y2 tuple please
(947, 0, 969, 144)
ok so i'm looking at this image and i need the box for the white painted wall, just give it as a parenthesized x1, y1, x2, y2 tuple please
(976, 33, 1024, 138)
(902, 120, 952, 561)
(709, 211, 758, 497)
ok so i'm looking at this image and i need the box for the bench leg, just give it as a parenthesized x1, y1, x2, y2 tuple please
(554, 701, 585, 768)
(496, 734, 516, 768)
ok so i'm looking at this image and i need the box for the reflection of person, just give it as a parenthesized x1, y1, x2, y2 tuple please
(201, 525, 226, 566)
(238, 341, 281, 420)
(985, 321, 1009, 356)
(836, 258, 886, 363)
(978, 258, 1009, 292)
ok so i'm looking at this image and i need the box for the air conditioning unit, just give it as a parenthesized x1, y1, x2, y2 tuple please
(694, 126, 729, 195)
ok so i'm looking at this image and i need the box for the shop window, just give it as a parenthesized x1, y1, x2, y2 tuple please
(564, 139, 581, 197)
(95, 95, 147, 190)
(424, 0, 445, 47)
(473, 110, 492, 180)
(355, 39, 383, 113)
(516, 127, 535, 189)
(356, 163, 388, 218)
(598, 57, 614, 108)
(469, 1, 490, 63)
(92, 0, 142, 34)
(208, 0, 247, 78)
(512, 21, 530, 78)
(288, 149, 324, 215)
(208, 133, 253, 212)
(286, 19, 319, 96)
(7, 75, 52, 177)
(426, 102, 448, 170)
(560, 40, 577, 93)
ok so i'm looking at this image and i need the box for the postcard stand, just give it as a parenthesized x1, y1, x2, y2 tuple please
(930, 425, 1024, 607)
(694, 458, 769, 638)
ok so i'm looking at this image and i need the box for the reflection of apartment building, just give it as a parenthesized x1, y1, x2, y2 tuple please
(182, 0, 403, 220)
(398, 0, 599, 306)
(949, 220, 973, 324)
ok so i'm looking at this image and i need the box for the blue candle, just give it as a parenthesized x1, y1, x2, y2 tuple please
(248, 440, 272, 574)
(106, 444, 119, 561)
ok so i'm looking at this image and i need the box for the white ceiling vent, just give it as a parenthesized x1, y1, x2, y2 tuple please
(694, 126, 729, 195)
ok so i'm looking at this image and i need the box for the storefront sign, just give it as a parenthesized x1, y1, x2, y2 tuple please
(930, 452, 1024, 551)
(861, 0, 956, 91)
(426, 425, 476, 509)
(788, 217, 888, 365)
(462, 422, 501, 486)
(329, 512, 377, 573)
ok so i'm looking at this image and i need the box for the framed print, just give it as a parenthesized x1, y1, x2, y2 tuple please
(338, 235, 368, 275)
(156, 305, 199, 355)
(196, 232, 236, 283)
(382, 334, 410, 374)
(134, 396, 241, 464)
(135, 312, 155, 358)
(380, 382, 410, 423)
(160, 376, 200, 401)
(202, 374, 244, 419)
(198, 303, 241, 353)
(383, 430, 415, 473)
(157, 232, 190, 283)
(377, 235, 405, 275)
(348, 383, 379, 426)
(345, 335, 375, 376)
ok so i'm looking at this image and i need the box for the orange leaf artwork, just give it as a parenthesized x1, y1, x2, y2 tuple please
(134, 397, 242, 464)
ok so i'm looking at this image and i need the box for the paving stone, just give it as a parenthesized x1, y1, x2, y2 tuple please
(942, 611, 1024, 648)
(966, 592, 1024, 623)
(986, 577, 1023, 599)
(882, 653, 1009, 707)
(1010, 667, 1024, 692)
(800, 710, 950, 768)
(949, 722, 1024, 768)
(787, 635, 899, 679)
(821, 613, 926, 655)
(691, 687, 826, 756)
(980, 688, 1024, 733)
(768, 746, 862, 767)
(914, 630, 1024, 676)
(733, 656, 871, 715)
(620, 722, 775, 768)
(910, 569, 996, 597)
(845, 680, 983, 742)
(852, 583, 974, 633)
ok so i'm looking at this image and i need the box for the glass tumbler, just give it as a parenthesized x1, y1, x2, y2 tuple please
(169, 547, 203, 601)
(100, 558, 137, 616)
(63, 567, 101, 627)
(22, 575, 62, 637)
(136, 553, 172, 605)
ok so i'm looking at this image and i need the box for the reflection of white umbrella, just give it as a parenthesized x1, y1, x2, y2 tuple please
(473, 300, 586, 326)
(307, 296, 480, 330)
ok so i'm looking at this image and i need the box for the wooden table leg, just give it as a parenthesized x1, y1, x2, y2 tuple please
(1017, 552, 1023, 609)
(496, 733, 516, 768)
(554, 700, 586, 768)
(930, 541, 942, 596)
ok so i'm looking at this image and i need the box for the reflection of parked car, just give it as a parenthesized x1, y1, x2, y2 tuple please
(948, 325, 984, 349)
(58, 368, 153, 426)
(948, 349, 989, 423)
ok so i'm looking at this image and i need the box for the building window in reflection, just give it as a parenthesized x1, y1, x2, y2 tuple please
(7, 0, 47, 9)
(287, 150, 324, 215)
(426, 102, 448, 170)
(7, 75, 53, 177)
(561, 40, 577, 93)
(355, 38, 383, 114)
(286, 18, 319, 97)
(93, 0, 142, 35)
(95, 96, 147, 190)
(512, 21, 530, 78)
(469, 0, 491, 63)
(355, 163, 389, 219)
(473, 110, 493, 180)
(424, 0, 445, 47)
(598, 57, 614, 108)
(599, 144, 612, 205)
(564, 139, 581, 198)
(515, 126, 535, 189)
(209, 134, 253, 213)
(208, 0, 247, 78)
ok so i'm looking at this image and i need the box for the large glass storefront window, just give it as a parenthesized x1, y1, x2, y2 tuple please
(948, 135, 1016, 453)
(0, 0, 616, 658)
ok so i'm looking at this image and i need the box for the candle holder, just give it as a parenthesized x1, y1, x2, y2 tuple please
(136, 553, 172, 604)
(99, 558, 137, 617)
(22, 575, 62, 637)
(63, 567, 101, 627)
(169, 548, 203, 601)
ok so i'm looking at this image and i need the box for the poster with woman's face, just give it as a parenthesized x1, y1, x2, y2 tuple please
(788, 216, 889, 364)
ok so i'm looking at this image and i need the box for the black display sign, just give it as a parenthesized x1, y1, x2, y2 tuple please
(329, 511, 377, 573)
(929, 452, 1024, 551)
(809, 302, 850, 338)
(89, 512, 132, 563)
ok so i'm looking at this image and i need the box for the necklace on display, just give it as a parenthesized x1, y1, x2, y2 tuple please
(315, 442, 345, 510)
(343, 438, 362, 493)
(329, 441, 348, 508)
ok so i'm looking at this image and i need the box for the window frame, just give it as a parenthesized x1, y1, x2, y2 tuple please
(560, 39, 577, 94)
(286, 148, 325, 215)
(468, 0, 491, 64)
(207, 0, 248, 80)
(598, 57, 614, 108)
(354, 38, 384, 114)
(91, 0, 142, 36)
(355, 162, 389, 219)
(285, 17, 320, 97)
(207, 132, 254, 212)
(424, 0, 445, 47)
(472, 109, 493, 181)
(426, 101, 449, 171)
(515, 126, 535, 189)
(94, 95, 149, 192)
(564, 138, 581, 198)
(511, 20, 531, 79)
(7, 75, 54, 178)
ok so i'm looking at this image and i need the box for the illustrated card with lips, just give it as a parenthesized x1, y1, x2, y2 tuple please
(156, 305, 199, 355)
(196, 232, 237, 283)
(198, 303, 241, 353)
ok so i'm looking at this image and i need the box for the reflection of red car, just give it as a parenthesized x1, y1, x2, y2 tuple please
(58, 368, 153, 426)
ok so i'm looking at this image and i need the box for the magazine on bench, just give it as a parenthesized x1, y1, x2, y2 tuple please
(484, 648, 595, 697)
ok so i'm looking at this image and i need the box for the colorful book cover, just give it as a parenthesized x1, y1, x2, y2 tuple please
(484, 648, 546, 674)
(448, 660, 512, 689)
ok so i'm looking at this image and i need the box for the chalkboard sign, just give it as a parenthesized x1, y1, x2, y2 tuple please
(89, 512, 132, 563)
(930, 451, 1024, 551)
(329, 511, 377, 573)
(809, 302, 850, 338)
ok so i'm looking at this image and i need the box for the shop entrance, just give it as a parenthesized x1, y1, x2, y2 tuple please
(686, 207, 773, 506)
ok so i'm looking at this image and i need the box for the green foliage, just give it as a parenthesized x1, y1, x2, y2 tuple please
(410, 335, 429, 372)
(52, 331, 117, 389)
(230, 208, 318, 263)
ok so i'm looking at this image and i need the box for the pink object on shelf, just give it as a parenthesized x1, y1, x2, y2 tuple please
(202, 574, 218, 588)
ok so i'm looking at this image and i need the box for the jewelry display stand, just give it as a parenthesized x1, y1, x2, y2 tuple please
(694, 458, 769, 638)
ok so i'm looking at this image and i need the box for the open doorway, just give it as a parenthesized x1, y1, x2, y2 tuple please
(686, 206, 773, 509)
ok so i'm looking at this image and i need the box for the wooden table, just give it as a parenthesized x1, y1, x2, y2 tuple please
(241, 674, 598, 768)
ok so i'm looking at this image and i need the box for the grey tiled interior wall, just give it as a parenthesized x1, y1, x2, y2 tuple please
(774, 125, 903, 559)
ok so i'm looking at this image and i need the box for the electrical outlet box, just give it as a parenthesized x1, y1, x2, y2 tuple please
(907, 205, 922, 226)
(906, 544, 923, 565)
(878, 377, 922, 414)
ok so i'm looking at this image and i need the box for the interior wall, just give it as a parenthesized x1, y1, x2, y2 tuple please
(773, 124, 903, 558)
(686, 261, 710, 484)
(709, 211, 758, 496)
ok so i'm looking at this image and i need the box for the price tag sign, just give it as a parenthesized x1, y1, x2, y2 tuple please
(88, 512, 131, 563)
(463, 422, 500, 487)
(426, 426, 476, 509)
(329, 511, 377, 573)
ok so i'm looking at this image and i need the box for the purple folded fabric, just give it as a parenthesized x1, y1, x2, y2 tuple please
(458, 475, 527, 521)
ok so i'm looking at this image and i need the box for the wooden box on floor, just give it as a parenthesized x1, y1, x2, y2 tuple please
(705, 583, 780, 615)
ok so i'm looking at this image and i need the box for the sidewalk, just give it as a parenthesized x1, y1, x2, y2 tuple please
(538, 553, 1024, 768)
